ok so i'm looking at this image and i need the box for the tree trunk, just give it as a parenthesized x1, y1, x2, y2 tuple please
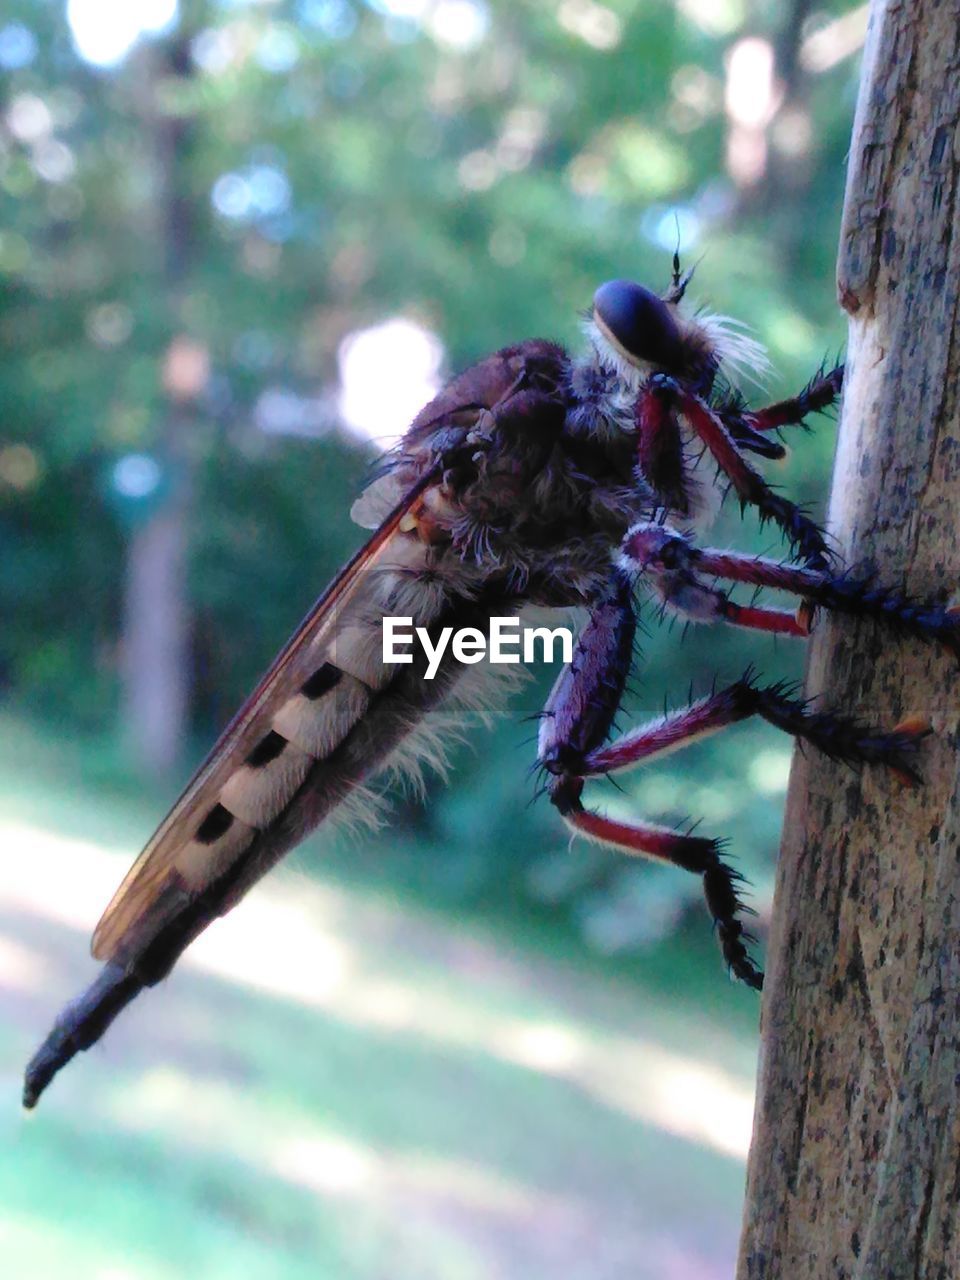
(121, 36, 200, 776)
(122, 473, 191, 777)
(738, 3, 960, 1277)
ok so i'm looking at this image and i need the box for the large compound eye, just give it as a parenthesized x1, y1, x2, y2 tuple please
(593, 279, 684, 370)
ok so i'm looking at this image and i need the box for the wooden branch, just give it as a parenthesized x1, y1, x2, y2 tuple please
(738, 2, 960, 1275)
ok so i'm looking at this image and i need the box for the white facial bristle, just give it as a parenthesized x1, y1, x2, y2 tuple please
(580, 317, 649, 391)
(695, 311, 772, 390)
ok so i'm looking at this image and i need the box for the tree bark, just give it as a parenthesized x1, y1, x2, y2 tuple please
(738, 4, 960, 1277)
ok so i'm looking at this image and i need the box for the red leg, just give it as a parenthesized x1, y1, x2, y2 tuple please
(552, 777, 762, 989)
(740, 364, 843, 433)
(694, 548, 820, 592)
(713, 365, 843, 461)
(635, 379, 689, 513)
(621, 525, 960, 663)
(720, 601, 809, 637)
(696, 549, 817, 637)
(580, 686, 754, 775)
(548, 676, 925, 987)
(540, 589, 929, 989)
(577, 680, 926, 784)
(693, 547, 960, 661)
(620, 524, 814, 636)
(644, 375, 832, 570)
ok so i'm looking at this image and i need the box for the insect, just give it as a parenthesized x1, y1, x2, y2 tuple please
(25, 265, 960, 1107)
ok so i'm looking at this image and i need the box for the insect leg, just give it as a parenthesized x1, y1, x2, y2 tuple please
(694, 549, 960, 658)
(577, 678, 927, 785)
(713, 366, 844, 460)
(635, 373, 691, 514)
(733, 363, 844, 434)
(716, 601, 811, 636)
(552, 776, 762, 989)
(540, 608, 927, 986)
(643, 375, 832, 570)
(621, 524, 960, 662)
(619, 522, 813, 637)
(537, 592, 763, 986)
(536, 584, 762, 985)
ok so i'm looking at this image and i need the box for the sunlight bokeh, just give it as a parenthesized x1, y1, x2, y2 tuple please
(338, 318, 444, 447)
(67, 0, 179, 67)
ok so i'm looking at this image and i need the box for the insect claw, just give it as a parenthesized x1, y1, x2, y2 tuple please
(796, 600, 816, 634)
(891, 714, 932, 739)
(890, 765, 924, 788)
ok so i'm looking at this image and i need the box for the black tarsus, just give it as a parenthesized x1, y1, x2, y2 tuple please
(747, 487, 833, 573)
(808, 571, 960, 664)
(703, 862, 764, 990)
(747, 677, 928, 783)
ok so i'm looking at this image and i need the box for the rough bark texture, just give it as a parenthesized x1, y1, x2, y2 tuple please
(738, 4, 960, 1278)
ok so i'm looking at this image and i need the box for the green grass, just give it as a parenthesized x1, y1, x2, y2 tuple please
(0, 712, 758, 1279)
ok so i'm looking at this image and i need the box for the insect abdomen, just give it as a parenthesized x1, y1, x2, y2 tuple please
(94, 546, 454, 965)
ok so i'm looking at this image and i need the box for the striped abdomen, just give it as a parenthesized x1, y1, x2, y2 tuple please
(93, 529, 459, 970)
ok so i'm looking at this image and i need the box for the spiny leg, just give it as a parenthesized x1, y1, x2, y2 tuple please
(553, 776, 763, 990)
(718, 363, 844, 458)
(537, 569, 637, 777)
(578, 677, 927, 786)
(536, 583, 763, 988)
(697, 548, 960, 660)
(622, 523, 960, 662)
(635, 373, 689, 514)
(539, 586, 928, 987)
(743, 363, 844, 432)
(638, 374, 832, 570)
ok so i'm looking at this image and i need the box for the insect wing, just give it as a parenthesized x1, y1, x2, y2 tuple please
(90, 467, 437, 964)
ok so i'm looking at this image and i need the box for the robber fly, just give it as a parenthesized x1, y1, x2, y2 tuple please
(24, 266, 960, 1108)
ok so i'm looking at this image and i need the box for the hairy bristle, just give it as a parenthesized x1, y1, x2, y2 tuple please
(693, 311, 772, 390)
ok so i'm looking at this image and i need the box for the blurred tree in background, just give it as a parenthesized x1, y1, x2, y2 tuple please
(0, 0, 867, 957)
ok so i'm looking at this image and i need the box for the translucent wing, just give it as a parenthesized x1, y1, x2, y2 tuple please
(26, 340, 572, 1110)
(91, 466, 438, 964)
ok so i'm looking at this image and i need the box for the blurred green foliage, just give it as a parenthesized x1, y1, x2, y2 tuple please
(1, 0, 865, 957)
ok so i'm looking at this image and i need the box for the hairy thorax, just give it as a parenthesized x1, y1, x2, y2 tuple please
(354, 340, 652, 611)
